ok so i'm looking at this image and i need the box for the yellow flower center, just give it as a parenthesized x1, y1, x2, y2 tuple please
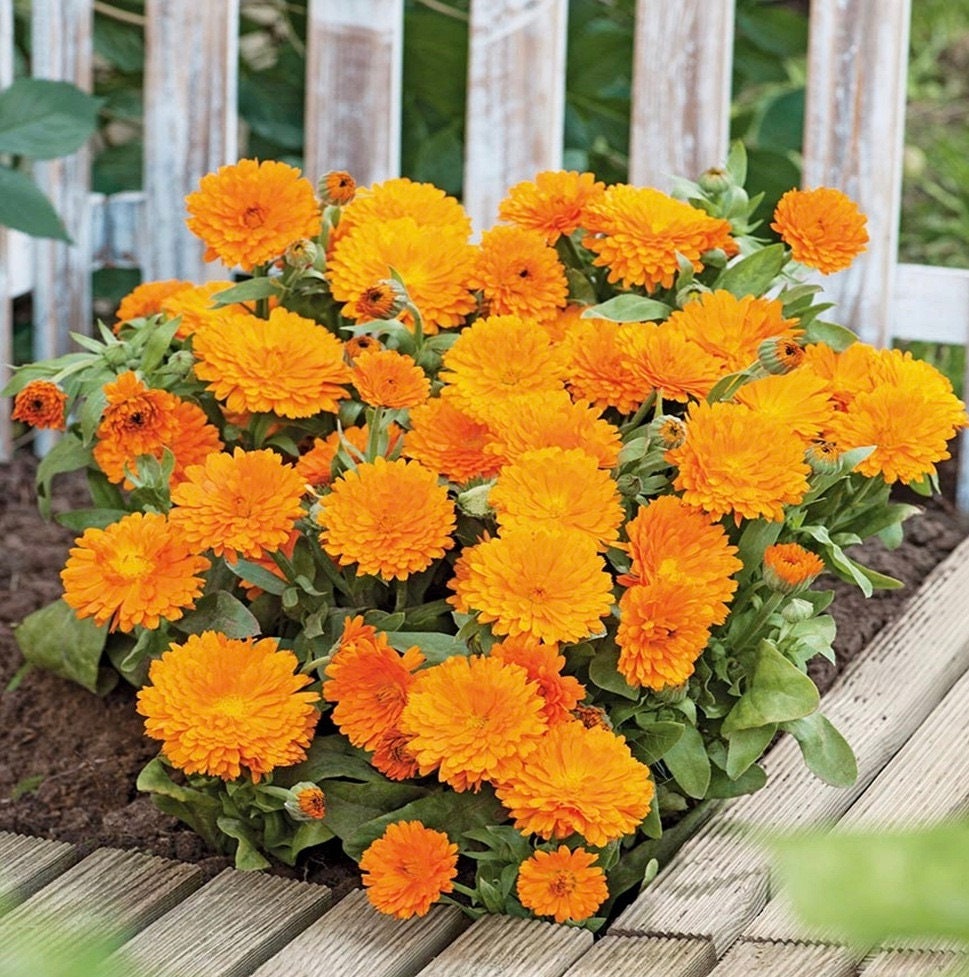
(549, 872, 576, 897)
(108, 548, 153, 581)
(213, 694, 248, 718)
(242, 205, 267, 228)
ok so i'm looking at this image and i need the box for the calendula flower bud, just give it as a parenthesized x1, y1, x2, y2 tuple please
(284, 238, 319, 271)
(758, 336, 804, 375)
(357, 280, 409, 321)
(573, 703, 612, 730)
(284, 782, 327, 821)
(457, 482, 494, 519)
(806, 439, 841, 474)
(781, 597, 815, 623)
(165, 349, 196, 378)
(344, 334, 384, 362)
(319, 170, 356, 206)
(763, 542, 825, 595)
(650, 415, 687, 450)
(697, 166, 732, 194)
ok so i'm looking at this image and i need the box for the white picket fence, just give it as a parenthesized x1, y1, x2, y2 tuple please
(2, 0, 969, 500)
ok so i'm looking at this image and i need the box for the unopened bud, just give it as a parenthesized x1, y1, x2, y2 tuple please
(318, 170, 356, 206)
(356, 280, 409, 321)
(284, 239, 319, 271)
(457, 482, 494, 518)
(758, 336, 804, 375)
(806, 439, 841, 474)
(763, 542, 825, 595)
(344, 333, 384, 362)
(697, 166, 732, 194)
(650, 415, 687, 450)
(284, 782, 326, 821)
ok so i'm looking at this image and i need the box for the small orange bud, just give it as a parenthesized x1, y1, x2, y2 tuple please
(319, 170, 356, 206)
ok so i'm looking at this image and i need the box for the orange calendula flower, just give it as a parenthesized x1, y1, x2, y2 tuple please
(192, 307, 351, 418)
(490, 636, 586, 727)
(318, 457, 456, 580)
(323, 616, 425, 751)
(561, 316, 647, 414)
(621, 495, 741, 624)
(582, 185, 734, 292)
(185, 158, 321, 272)
(295, 423, 401, 486)
(489, 446, 623, 550)
(360, 821, 459, 919)
(735, 369, 836, 445)
(668, 400, 811, 522)
(516, 846, 609, 924)
(137, 632, 319, 782)
(618, 322, 725, 403)
(404, 392, 502, 483)
(170, 447, 307, 561)
(771, 186, 869, 274)
(399, 654, 547, 791)
(616, 578, 718, 690)
(12, 380, 68, 430)
(327, 217, 476, 333)
(61, 511, 210, 632)
(498, 170, 606, 243)
(344, 333, 384, 361)
(371, 727, 422, 781)
(448, 526, 614, 645)
(667, 290, 801, 375)
(351, 348, 430, 409)
(114, 278, 193, 329)
(94, 372, 222, 488)
(439, 314, 568, 418)
(336, 177, 471, 239)
(763, 542, 826, 594)
(319, 169, 356, 206)
(470, 224, 568, 322)
(158, 280, 241, 340)
(497, 721, 654, 847)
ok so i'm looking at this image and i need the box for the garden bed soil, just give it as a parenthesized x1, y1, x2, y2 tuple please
(1, 450, 967, 905)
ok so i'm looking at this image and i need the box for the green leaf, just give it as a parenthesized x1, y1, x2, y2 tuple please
(802, 319, 857, 351)
(322, 780, 430, 849)
(630, 720, 684, 765)
(714, 243, 787, 298)
(274, 736, 385, 786)
(721, 639, 820, 734)
(588, 645, 639, 700)
(725, 723, 777, 779)
(268, 819, 335, 866)
(566, 269, 598, 305)
(385, 631, 469, 664)
(224, 558, 288, 596)
(663, 723, 710, 799)
(0, 164, 71, 240)
(135, 758, 224, 853)
(54, 508, 129, 532)
(139, 317, 181, 374)
(217, 817, 271, 871)
(172, 592, 261, 638)
(0, 78, 101, 158)
(772, 820, 969, 945)
(736, 519, 783, 583)
(35, 433, 93, 519)
(14, 599, 115, 695)
(582, 294, 672, 323)
(780, 713, 858, 787)
(212, 278, 281, 306)
(706, 763, 767, 799)
(757, 88, 805, 153)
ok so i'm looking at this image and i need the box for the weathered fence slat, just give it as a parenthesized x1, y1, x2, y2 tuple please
(0, 832, 77, 911)
(562, 935, 717, 977)
(464, 0, 569, 235)
(629, 0, 735, 190)
(304, 0, 404, 191)
(143, 0, 239, 283)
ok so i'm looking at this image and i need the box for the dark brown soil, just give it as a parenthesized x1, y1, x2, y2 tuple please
(1, 451, 966, 903)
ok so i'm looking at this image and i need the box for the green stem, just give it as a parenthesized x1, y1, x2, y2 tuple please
(555, 232, 586, 271)
(620, 392, 656, 436)
(252, 263, 270, 319)
(365, 406, 385, 461)
(394, 578, 409, 613)
(733, 591, 785, 658)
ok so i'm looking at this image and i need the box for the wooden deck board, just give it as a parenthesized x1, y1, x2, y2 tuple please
(414, 914, 592, 976)
(610, 537, 969, 952)
(706, 941, 855, 976)
(0, 847, 201, 965)
(857, 949, 969, 976)
(105, 868, 330, 977)
(250, 888, 469, 977)
(0, 832, 77, 911)
(561, 935, 716, 976)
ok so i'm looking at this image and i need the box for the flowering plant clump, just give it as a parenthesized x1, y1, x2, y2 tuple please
(7, 147, 966, 928)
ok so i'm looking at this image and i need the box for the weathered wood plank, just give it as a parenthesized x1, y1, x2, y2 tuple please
(0, 847, 201, 964)
(250, 887, 468, 977)
(707, 942, 855, 976)
(611, 536, 969, 952)
(562, 935, 716, 977)
(143, 0, 239, 282)
(802, 0, 912, 346)
(857, 949, 968, 976)
(106, 868, 330, 977)
(415, 913, 592, 976)
(464, 0, 568, 235)
(894, 264, 969, 345)
(629, 0, 735, 190)
(0, 832, 78, 911)
(304, 0, 403, 190)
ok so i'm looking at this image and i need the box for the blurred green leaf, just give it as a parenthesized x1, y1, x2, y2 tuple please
(0, 78, 100, 158)
(0, 165, 71, 240)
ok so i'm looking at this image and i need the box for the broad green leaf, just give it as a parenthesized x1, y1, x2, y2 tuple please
(588, 645, 639, 700)
(139, 317, 181, 374)
(566, 269, 598, 305)
(714, 243, 787, 298)
(630, 719, 684, 765)
(275, 736, 385, 786)
(268, 819, 335, 866)
(172, 592, 261, 638)
(757, 88, 805, 153)
(54, 508, 129, 532)
(136, 757, 223, 851)
(725, 723, 777, 779)
(663, 723, 710, 799)
(772, 820, 969, 946)
(582, 294, 672, 323)
(385, 630, 469, 663)
(780, 713, 858, 787)
(217, 817, 271, 870)
(224, 557, 288, 596)
(802, 319, 857, 351)
(721, 639, 820, 733)
(0, 79, 100, 158)
(707, 763, 767, 799)
(322, 780, 430, 848)
(14, 598, 115, 695)
(35, 433, 93, 519)
(0, 164, 70, 240)
(736, 518, 783, 583)
(212, 278, 281, 306)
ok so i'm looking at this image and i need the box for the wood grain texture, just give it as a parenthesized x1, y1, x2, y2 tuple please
(562, 935, 717, 977)
(250, 888, 468, 977)
(143, 0, 239, 282)
(857, 950, 969, 976)
(707, 941, 855, 976)
(612, 536, 969, 950)
(629, 0, 735, 189)
(415, 913, 592, 976)
(0, 832, 78, 911)
(464, 0, 568, 236)
(802, 0, 912, 346)
(304, 0, 403, 188)
(106, 868, 330, 977)
(0, 848, 201, 965)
